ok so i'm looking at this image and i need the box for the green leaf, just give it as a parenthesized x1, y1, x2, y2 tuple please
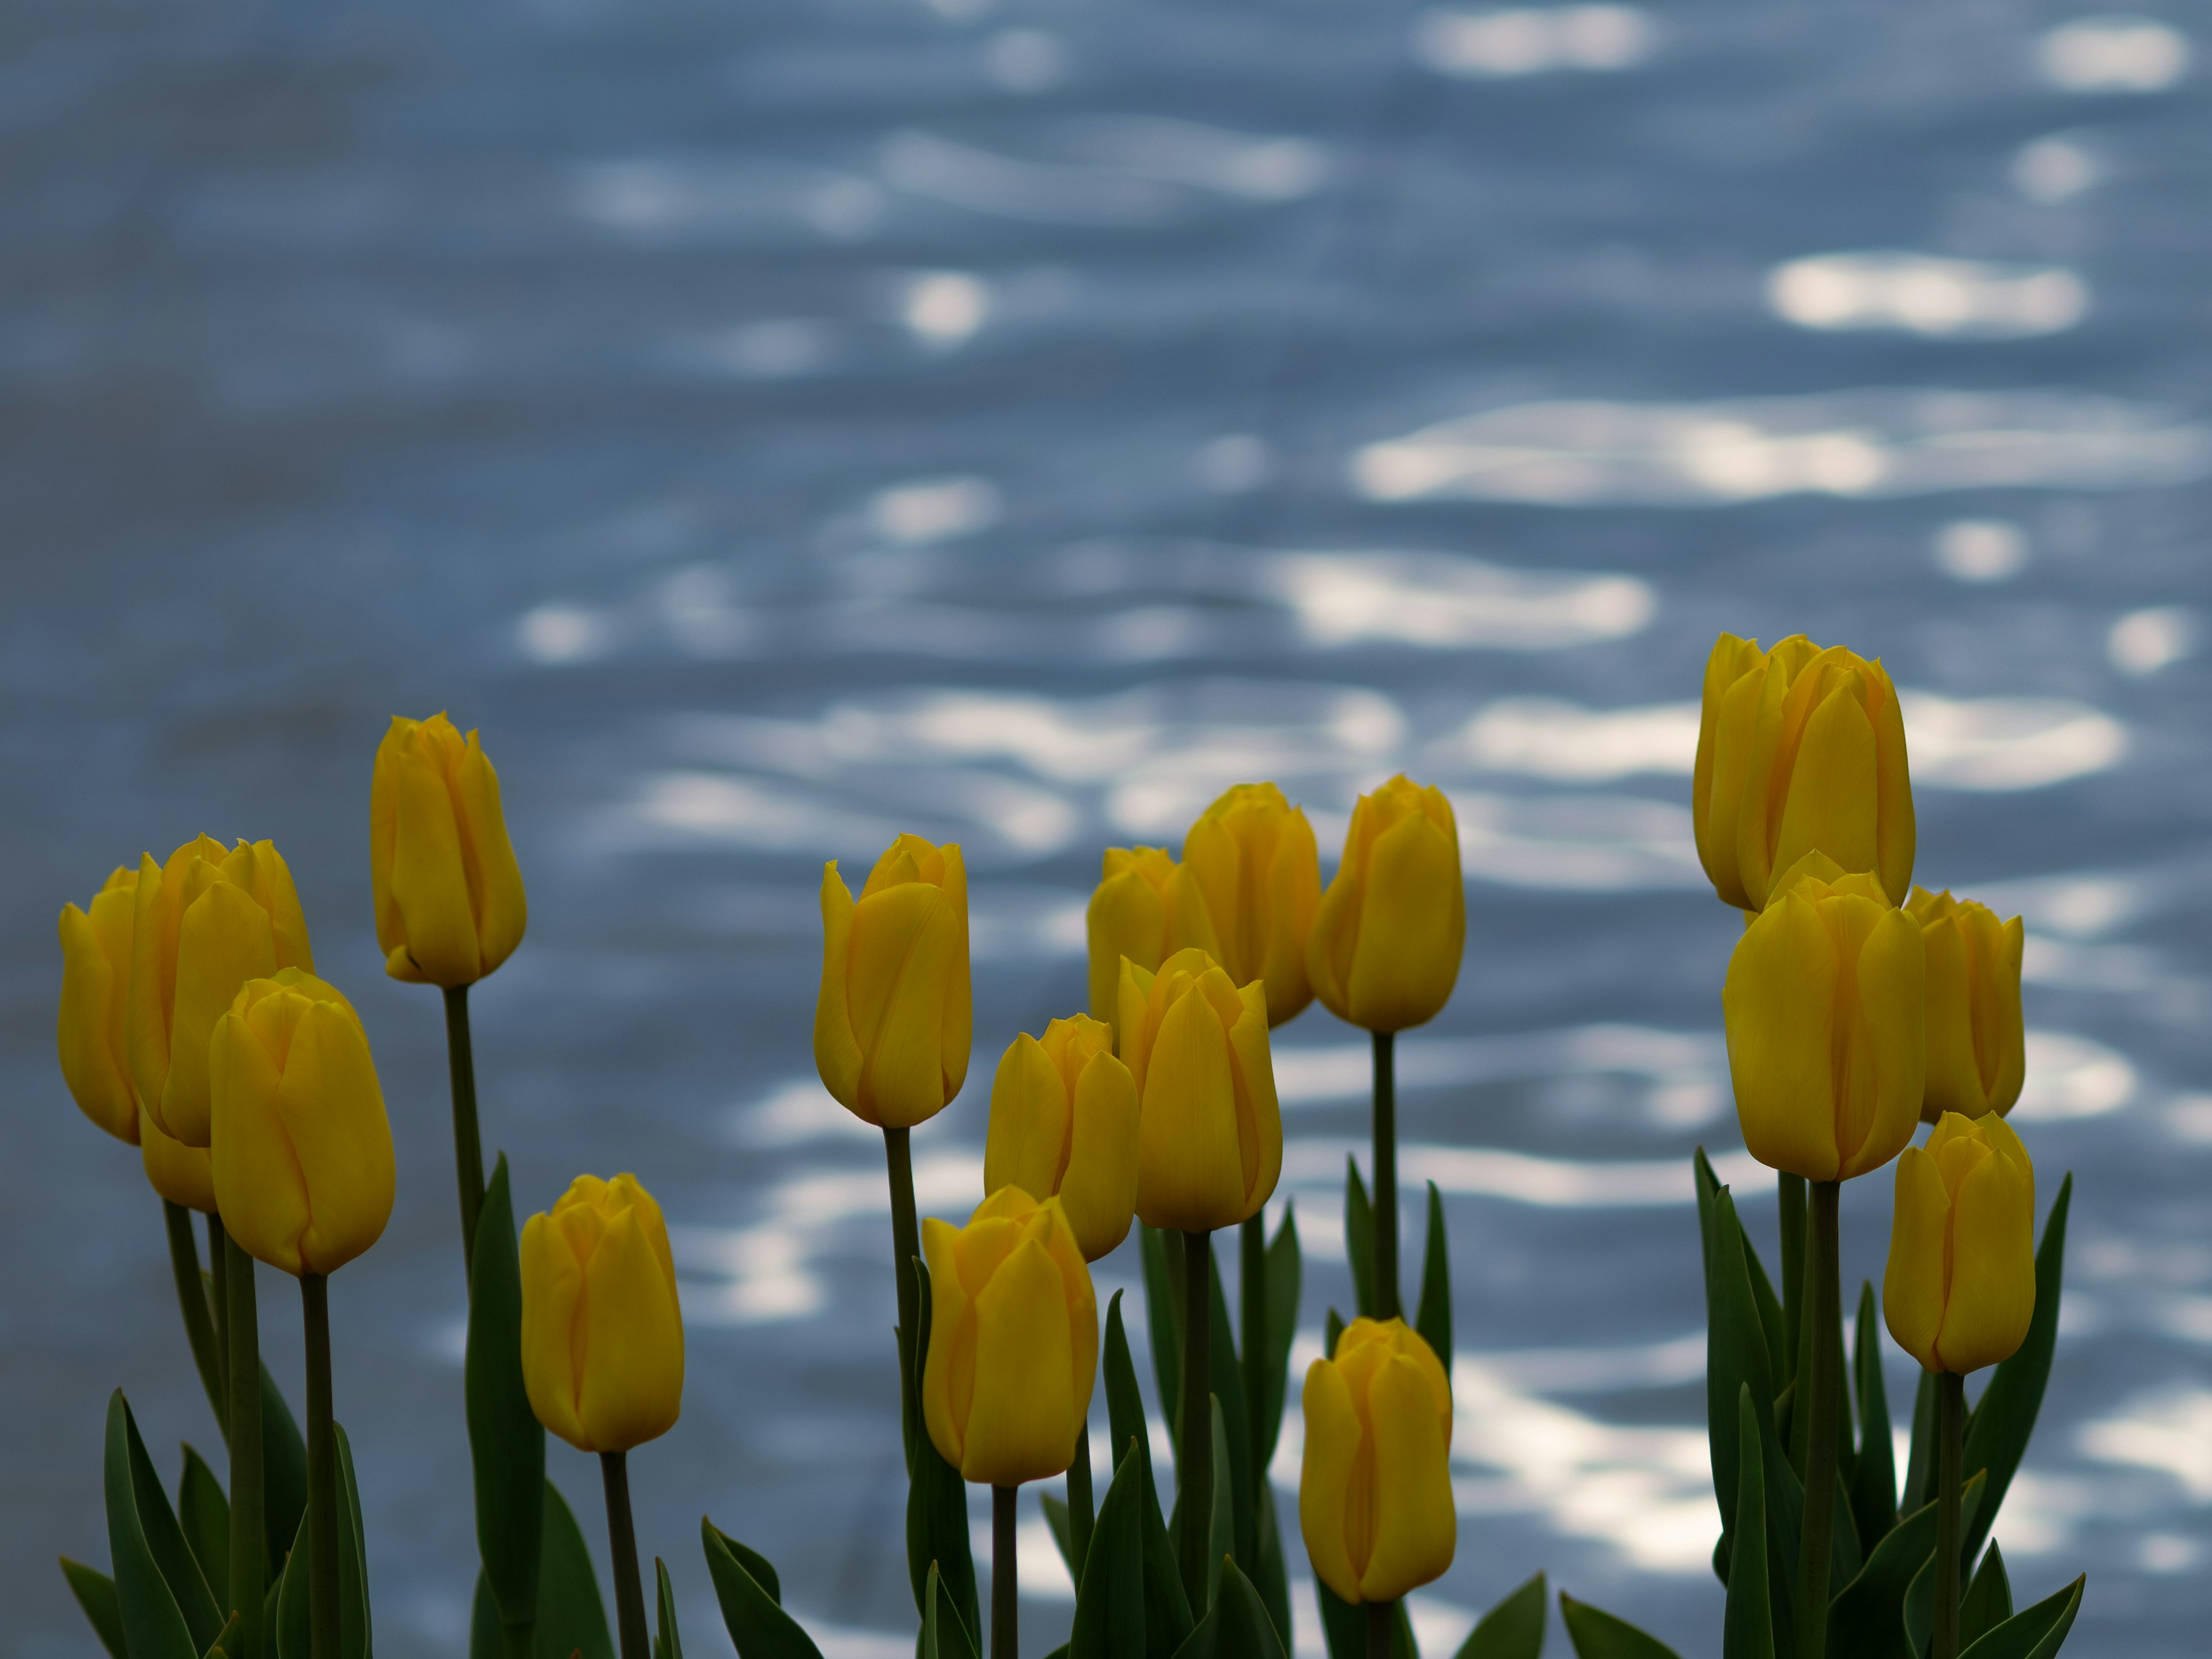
(1726, 1388, 1774, 1659)
(1104, 1293, 1193, 1659)
(1415, 1182, 1452, 1374)
(1071, 1440, 1148, 1659)
(1323, 1309, 1345, 1361)
(1704, 1188, 1778, 1567)
(1344, 1160, 1375, 1320)
(471, 1573, 500, 1659)
(104, 1391, 219, 1659)
(276, 1510, 310, 1659)
(701, 1521, 825, 1659)
(1455, 1570, 1546, 1659)
(335, 1423, 374, 1659)
(262, 1363, 310, 1581)
(655, 1557, 685, 1659)
(202, 1609, 244, 1659)
(1206, 1259, 1256, 1571)
(1251, 1206, 1301, 1478)
(1316, 1584, 1415, 1659)
(1557, 1595, 1685, 1659)
(1827, 1471, 1985, 1659)
(1043, 1493, 1078, 1581)
(1743, 1236, 1787, 1416)
(922, 1563, 977, 1659)
(540, 1480, 616, 1659)
(1960, 1543, 2012, 1649)
(1206, 1396, 1234, 1611)
(1957, 1176, 2073, 1572)
(1206, 1559, 1288, 1659)
(177, 1445, 232, 1604)
(469, 1157, 546, 1634)
(1848, 1283, 1897, 1554)
(1250, 1483, 1291, 1656)
(60, 1557, 129, 1659)
(1143, 1227, 1183, 1459)
(906, 1259, 982, 1643)
(1956, 1573, 2084, 1659)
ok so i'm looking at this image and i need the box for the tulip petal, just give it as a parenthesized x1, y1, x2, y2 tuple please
(1694, 637, 1763, 909)
(389, 733, 481, 986)
(126, 853, 180, 1114)
(1134, 983, 1248, 1233)
(1160, 862, 1227, 976)
(1724, 892, 1841, 1181)
(984, 1034, 1073, 1209)
(1116, 959, 1157, 1086)
(231, 841, 315, 976)
(58, 903, 138, 1143)
(847, 881, 957, 1128)
(935, 846, 972, 1103)
(276, 1003, 397, 1277)
(1259, 807, 1320, 1026)
(369, 719, 407, 962)
(1359, 1354, 1457, 1601)
(1882, 1148, 1948, 1373)
(1979, 913, 2027, 1116)
(1226, 982, 1282, 1223)
(1838, 903, 1924, 1179)
(454, 733, 528, 976)
(209, 1010, 311, 1277)
(1062, 1051, 1139, 1262)
(140, 1105, 215, 1213)
(958, 1237, 1077, 1485)
(1919, 912, 1983, 1122)
(1298, 1359, 1363, 1605)
(1770, 685, 1881, 899)
(922, 1215, 977, 1472)
(576, 1209, 686, 1452)
(1866, 664, 1917, 905)
(162, 881, 279, 1147)
(1342, 809, 1463, 1034)
(1089, 868, 1169, 1028)
(520, 1213, 589, 1450)
(813, 865, 865, 1115)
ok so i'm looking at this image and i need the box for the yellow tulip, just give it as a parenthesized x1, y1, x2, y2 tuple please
(1166, 783, 1321, 1028)
(127, 836, 315, 1148)
(815, 834, 972, 1128)
(1722, 861, 1923, 1182)
(1299, 1317, 1455, 1604)
(1907, 887, 2025, 1124)
(1086, 846, 1177, 1026)
(141, 1105, 217, 1214)
(371, 713, 528, 987)
(1693, 632, 1915, 912)
(1308, 777, 1463, 1034)
(1120, 947, 1282, 1234)
(921, 1188, 1097, 1487)
(58, 866, 142, 1144)
(520, 1174, 685, 1453)
(1884, 1113, 2036, 1374)
(209, 970, 395, 1277)
(983, 1016, 1140, 1262)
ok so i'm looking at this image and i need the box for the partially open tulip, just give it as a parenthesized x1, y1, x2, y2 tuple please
(371, 713, 528, 988)
(1693, 632, 1915, 912)
(128, 836, 314, 1147)
(1120, 948, 1282, 1234)
(1908, 887, 2025, 1124)
(58, 866, 142, 1144)
(1300, 1317, 1456, 1605)
(1308, 777, 1463, 1034)
(921, 1188, 1097, 1487)
(815, 834, 971, 1128)
(983, 1016, 1139, 1261)
(210, 970, 395, 1278)
(1166, 783, 1321, 1028)
(141, 1105, 216, 1213)
(1087, 846, 1177, 1027)
(1723, 860, 1924, 1183)
(1884, 1113, 2036, 1374)
(521, 1174, 685, 1453)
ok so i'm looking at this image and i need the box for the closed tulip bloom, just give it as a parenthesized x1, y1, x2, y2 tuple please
(1884, 1113, 2036, 1374)
(1120, 948, 1282, 1233)
(815, 834, 972, 1128)
(58, 866, 142, 1143)
(1308, 777, 1463, 1034)
(371, 713, 528, 988)
(141, 1105, 217, 1214)
(1165, 783, 1321, 1028)
(210, 970, 395, 1277)
(1300, 1317, 1456, 1605)
(1908, 887, 2025, 1124)
(520, 1174, 685, 1453)
(1086, 846, 1177, 1026)
(1693, 632, 1915, 912)
(921, 1188, 1097, 1487)
(1724, 862, 1924, 1182)
(983, 1016, 1139, 1262)
(128, 836, 315, 1148)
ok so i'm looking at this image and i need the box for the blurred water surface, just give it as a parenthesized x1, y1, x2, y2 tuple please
(4, 0, 2210, 1654)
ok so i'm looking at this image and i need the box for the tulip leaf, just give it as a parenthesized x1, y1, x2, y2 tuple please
(60, 1557, 129, 1659)
(1830, 1471, 1984, 1659)
(202, 1609, 245, 1659)
(1903, 1551, 1935, 1658)
(1206, 1262, 1257, 1572)
(1250, 1484, 1291, 1655)
(1849, 1282, 1897, 1552)
(1205, 1395, 1236, 1610)
(471, 1572, 500, 1659)
(1043, 1493, 1078, 1580)
(1455, 1570, 1546, 1659)
(540, 1480, 616, 1659)
(262, 1362, 311, 1581)
(1414, 1181, 1452, 1375)
(1323, 1309, 1345, 1361)
(1957, 1175, 2072, 1573)
(177, 1444, 232, 1604)
(654, 1556, 685, 1659)
(1071, 1440, 1148, 1659)
(1956, 1572, 2083, 1659)
(1317, 1582, 1415, 1659)
(906, 1259, 983, 1645)
(1251, 1205, 1301, 1480)
(336, 1423, 374, 1659)
(1173, 1558, 1285, 1659)
(1960, 1543, 2012, 1648)
(469, 1157, 546, 1638)
(700, 1521, 825, 1659)
(1556, 1596, 1685, 1659)
(1144, 1227, 1185, 1460)
(1343, 1160, 1376, 1321)
(276, 1509, 310, 1659)
(1703, 1187, 1778, 1575)
(1726, 1388, 1774, 1659)
(1105, 1292, 1194, 1657)
(104, 1391, 219, 1659)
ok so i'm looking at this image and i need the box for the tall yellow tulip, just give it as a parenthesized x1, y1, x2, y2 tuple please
(1884, 1113, 2036, 1374)
(58, 866, 142, 1144)
(1908, 887, 2025, 1124)
(127, 836, 314, 1147)
(1693, 632, 1915, 912)
(1167, 783, 1321, 1028)
(371, 713, 528, 987)
(983, 1016, 1139, 1262)
(1299, 1317, 1455, 1605)
(1308, 777, 1463, 1034)
(1086, 845, 1177, 1027)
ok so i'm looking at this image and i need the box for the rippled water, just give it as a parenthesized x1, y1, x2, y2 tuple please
(5, 1, 2209, 1655)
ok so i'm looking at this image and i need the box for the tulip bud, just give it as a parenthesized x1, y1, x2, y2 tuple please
(371, 713, 529, 988)
(1907, 887, 2025, 1124)
(520, 1174, 685, 1453)
(1693, 632, 1915, 912)
(1884, 1113, 2036, 1374)
(127, 836, 315, 1148)
(58, 867, 142, 1144)
(984, 1016, 1140, 1262)
(1086, 846, 1176, 1027)
(209, 970, 395, 1278)
(1299, 1317, 1455, 1605)
(1723, 862, 1924, 1182)
(1308, 777, 1463, 1035)
(815, 835, 972, 1128)
(1166, 783, 1321, 1028)
(921, 1188, 1097, 1486)
(1120, 948, 1282, 1233)
(141, 1105, 217, 1214)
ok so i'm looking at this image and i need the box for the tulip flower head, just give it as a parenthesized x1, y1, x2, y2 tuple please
(1120, 947, 1282, 1234)
(141, 1105, 217, 1214)
(371, 713, 528, 988)
(1723, 858, 1924, 1183)
(521, 1174, 685, 1453)
(1300, 1317, 1456, 1605)
(1164, 783, 1322, 1028)
(1087, 845, 1177, 1027)
(1908, 887, 2025, 1124)
(209, 969, 395, 1278)
(1694, 632, 1915, 913)
(921, 1188, 1097, 1487)
(58, 866, 143, 1144)
(815, 834, 972, 1128)
(128, 836, 314, 1148)
(1308, 776, 1464, 1034)
(1884, 1112, 2036, 1374)
(983, 1015, 1140, 1261)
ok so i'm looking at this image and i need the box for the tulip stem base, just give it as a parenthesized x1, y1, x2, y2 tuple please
(1794, 1180, 1840, 1659)
(602, 1453, 652, 1659)
(222, 1225, 264, 1659)
(303, 1273, 339, 1659)
(1178, 1229, 1214, 1612)
(1372, 1032, 1399, 1321)
(1365, 1599, 1393, 1659)
(164, 1200, 228, 1440)
(992, 1484, 1018, 1659)
(444, 985, 487, 1285)
(1066, 1421, 1094, 1577)
(884, 1126, 922, 1464)
(1778, 1172, 1806, 1392)
(1934, 1372, 1965, 1659)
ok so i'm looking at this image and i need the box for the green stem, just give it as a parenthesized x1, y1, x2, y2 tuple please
(1066, 1421, 1094, 1581)
(992, 1484, 1018, 1659)
(223, 1226, 264, 1659)
(1365, 1599, 1393, 1659)
(164, 1201, 228, 1440)
(1240, 1211, 1266, 1477)
(302, 1274, 339, 1659)
(206, 1213, 230, 1406)
(444, 985, 486, 1283)
(1934, 1372, 1965, 1659)
(601, 1453, 651, 1659)
(1794, 1181, 1840, 1659)
(1779, 1172, 1806, 1391)
(1177, 1229, 1214, 1611)
(1372, 1032, 1399, 1320)
(885, 1127, 922, 1466)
